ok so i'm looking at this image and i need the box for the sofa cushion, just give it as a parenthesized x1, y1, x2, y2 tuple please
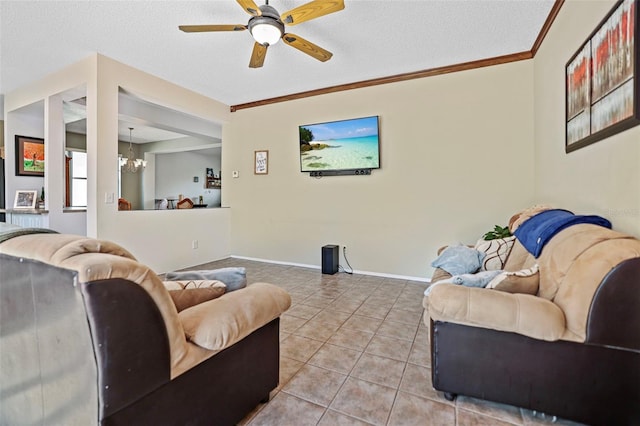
(430, 267, 452, 284)
(503, 240, 536, 272)
(486, 264, 539, 295)
(537, 224, 634, 301)
(426, 284, 565, 341)
(179, 282, 291, 351)
(431, 245, 484, 276)
(475, 236, 516, 271)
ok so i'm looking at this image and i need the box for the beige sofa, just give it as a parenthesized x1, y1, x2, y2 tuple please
(425, 222, 640, 425)
(0, 232, 291, 425)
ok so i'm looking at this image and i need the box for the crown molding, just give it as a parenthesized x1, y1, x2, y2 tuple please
(230, 0, 564, 112)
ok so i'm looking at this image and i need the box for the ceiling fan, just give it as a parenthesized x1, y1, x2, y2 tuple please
(179, 0, 344, 68)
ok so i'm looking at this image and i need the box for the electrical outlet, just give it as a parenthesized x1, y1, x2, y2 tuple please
(192, 240, 198, 249)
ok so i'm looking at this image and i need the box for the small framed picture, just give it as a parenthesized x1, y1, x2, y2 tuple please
(255, 150, 268, 175)
(14, 190, 38, 209)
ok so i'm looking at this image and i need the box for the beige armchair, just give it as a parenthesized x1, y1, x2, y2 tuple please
(0, 232, 291, 425)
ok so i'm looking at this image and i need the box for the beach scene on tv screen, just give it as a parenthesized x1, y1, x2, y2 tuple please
(300, 116, 380, 171)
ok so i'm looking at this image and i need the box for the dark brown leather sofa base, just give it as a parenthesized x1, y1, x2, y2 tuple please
(103, 318, 279, 426)
(431, 320, 640, 426)
(81, 278, 280, 426)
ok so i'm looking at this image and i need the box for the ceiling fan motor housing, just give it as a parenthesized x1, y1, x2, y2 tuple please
(249, 4, 285, 45)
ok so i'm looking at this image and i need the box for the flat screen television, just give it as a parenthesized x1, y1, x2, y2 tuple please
(299, 115, 380, 174)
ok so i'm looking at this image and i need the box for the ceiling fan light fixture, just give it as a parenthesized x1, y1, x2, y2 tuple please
(249, 17, 283, 46)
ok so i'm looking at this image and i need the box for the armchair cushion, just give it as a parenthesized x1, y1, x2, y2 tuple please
(179, 282, 291, 351)
(426, 284, 565, 341)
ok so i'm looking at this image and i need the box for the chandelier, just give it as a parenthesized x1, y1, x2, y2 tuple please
(119, 127, 147, 173)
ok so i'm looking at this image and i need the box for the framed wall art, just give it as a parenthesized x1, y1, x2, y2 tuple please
(14, 190, 38, 209)
(15, 135, 45, 176)
(255, 150, 268, 175)
(566, 0, 639, 153)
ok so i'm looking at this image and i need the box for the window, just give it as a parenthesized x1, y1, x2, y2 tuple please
(67, 150, 87, 207)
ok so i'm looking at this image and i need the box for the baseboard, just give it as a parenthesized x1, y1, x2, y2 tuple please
(230, 255, 430, 283)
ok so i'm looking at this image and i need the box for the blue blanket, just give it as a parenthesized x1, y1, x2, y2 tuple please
(514, 209, 611, 257)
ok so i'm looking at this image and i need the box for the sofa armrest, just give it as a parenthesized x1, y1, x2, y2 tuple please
(178, 282, 291, 351)
(426, 284, 566, 341)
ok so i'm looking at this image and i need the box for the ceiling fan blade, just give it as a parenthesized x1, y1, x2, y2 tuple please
(179, 24, 247, 33)
(281, 0, 344, 25)
(236, 0, 262, 17)
(249, 42, 268, 68)
(282, 33, 333, 62)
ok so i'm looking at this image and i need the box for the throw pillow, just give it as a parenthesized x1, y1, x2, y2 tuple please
(486, 264, 539, 295)
(431, 244, 485, 276)
(165, 267, 247, 292)
(475, 236, 516, 271)
(168, 286, 226, 312)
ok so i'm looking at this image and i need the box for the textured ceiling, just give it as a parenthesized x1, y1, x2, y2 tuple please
(0, 0, 555, 107)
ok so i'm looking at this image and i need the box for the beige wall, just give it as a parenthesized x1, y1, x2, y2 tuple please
(533, 0, 640, 236)
(225, 61, 536, 278)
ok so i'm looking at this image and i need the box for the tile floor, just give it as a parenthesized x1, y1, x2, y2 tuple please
(188, 258, 585, 426)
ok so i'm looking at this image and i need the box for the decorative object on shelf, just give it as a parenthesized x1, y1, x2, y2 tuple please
(14, 190, 38, 209)
(255, 150, 268, 174)
(38, 187, 45, 209)
(206, 168, 222, 188)
(119, 127, 147, 173)
(565, 0, 639, 153)
(15, 135, 45, 177)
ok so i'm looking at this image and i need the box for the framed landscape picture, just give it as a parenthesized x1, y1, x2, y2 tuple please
(15, 135, 45, 176)
(566, 0, 639, 153)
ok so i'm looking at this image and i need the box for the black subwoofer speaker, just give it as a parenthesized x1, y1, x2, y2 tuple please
(322, 245, 339, 275)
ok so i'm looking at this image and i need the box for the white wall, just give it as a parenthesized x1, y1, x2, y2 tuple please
(533, 0, 640, 236)
(155, 150, 221, 207)
(5, 105, 45, 202)
(118, 140, 143, 209)
(4, 54, 232, 272)
(4, 57, 93, 235)
(225, 60, 536, 279)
